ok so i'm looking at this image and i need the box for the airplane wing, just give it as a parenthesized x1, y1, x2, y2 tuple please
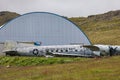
(52, 52, 93, 57)
(83, 45, 100, 51)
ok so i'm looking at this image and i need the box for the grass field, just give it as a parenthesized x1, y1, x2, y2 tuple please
(0, 56, 120, 80)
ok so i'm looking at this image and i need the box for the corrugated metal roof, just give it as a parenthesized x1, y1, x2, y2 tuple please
(0, 12, 91, 45)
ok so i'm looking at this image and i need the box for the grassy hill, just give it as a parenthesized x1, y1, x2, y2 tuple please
(69, 10, 120, 45)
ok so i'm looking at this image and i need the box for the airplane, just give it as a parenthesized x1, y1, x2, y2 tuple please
(2, 41, 120, 57)
(2, 41, 101, 57)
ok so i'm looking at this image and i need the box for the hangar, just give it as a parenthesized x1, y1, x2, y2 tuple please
(0, 12, 91, 54)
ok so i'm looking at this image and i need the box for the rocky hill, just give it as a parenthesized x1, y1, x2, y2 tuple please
(70, 10, 120, 31)
(0, 11, 20, 26)
(88, 10, 120, 20)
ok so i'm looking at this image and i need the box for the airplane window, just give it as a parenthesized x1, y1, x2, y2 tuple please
(75, 50, 78, 52)
(61, 50, 63, 52)
(56, 49, 58, 52)
(51, 50, 53, 52)
(66, 49, 68, 52)
(46, 49, 49, 53)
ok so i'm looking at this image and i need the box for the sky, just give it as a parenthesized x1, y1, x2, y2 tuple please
(0, 0, 120, 17)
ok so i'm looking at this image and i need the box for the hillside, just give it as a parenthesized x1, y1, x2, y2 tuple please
(70, 10, 120, 45)
(0, 10, 120, 45)
(0, 11, 20, 26)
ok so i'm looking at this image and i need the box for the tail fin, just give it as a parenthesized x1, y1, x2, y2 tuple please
(2, 40, 17, 53)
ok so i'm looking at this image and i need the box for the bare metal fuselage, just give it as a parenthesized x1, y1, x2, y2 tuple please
(3, 41, 120, 57)
(14, 45, 95, 57)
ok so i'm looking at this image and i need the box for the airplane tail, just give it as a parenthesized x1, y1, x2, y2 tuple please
(2, 40, 17, 53)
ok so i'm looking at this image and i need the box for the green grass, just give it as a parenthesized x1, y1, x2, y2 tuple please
(0, 56, 90, 66)
(0, 56, 120, 80)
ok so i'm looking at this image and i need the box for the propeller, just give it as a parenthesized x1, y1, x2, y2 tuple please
(109, 46, 118, 56)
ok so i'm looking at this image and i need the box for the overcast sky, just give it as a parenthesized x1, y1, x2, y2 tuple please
(0, 0, 120, 17)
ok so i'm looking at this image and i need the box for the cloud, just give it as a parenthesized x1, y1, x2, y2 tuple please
(0, 0, 120, 17)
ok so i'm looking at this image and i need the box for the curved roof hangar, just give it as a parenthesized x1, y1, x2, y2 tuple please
(0, 12, 91, 45)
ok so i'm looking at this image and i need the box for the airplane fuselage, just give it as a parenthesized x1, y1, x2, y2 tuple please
(14, 45, 94, 57)
(4, 41, 120, 57)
